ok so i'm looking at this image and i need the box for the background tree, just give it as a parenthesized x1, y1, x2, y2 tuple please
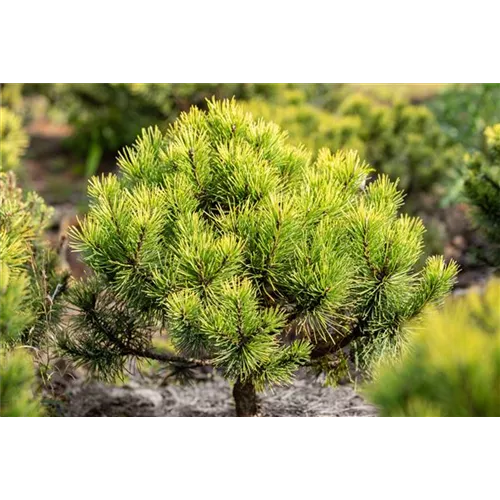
(61, 99, 457, 416)
(463, 124, 500, 267)
(429, 83, 500, 150)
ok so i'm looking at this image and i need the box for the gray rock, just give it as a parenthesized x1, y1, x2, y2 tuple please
(133, 388, 163, 408)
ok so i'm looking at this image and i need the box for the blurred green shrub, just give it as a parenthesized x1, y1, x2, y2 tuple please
(0, 106, 29, 172)
(463, 123, 500, 266)
(25, 83, 293, 160)
(0, 84, 25, 112)
(429, 83, 500, 150)
(366, 279, 500, 417)
(243, 98, 365, 154)
(0, 349, 42, 417)
(0, 169, 60, 416)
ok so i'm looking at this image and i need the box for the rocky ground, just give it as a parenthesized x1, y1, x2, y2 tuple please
(45, 369, 377, 417)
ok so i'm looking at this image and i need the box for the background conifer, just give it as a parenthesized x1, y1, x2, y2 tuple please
(463, 124, 500, 266)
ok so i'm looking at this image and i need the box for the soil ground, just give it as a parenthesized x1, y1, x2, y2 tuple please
(48, 371, 377, 417)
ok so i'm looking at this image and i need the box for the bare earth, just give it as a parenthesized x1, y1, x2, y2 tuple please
(59, 372, 377, 417)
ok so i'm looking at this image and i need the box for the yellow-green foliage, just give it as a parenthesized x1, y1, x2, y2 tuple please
(485, 123, 500, 153)
(0, 349, 42, 417)
(0, 172, 67, 415)
(0, 107, 28, 172)
(244, 93, 461, 207)
(342, 94, 462, 198)
(0, 84, 24, 111)
(62, 99, 457, 392)
(366, 279, 500, 417)
(242, 99, 365, 156)
(0, 172, 67, 347)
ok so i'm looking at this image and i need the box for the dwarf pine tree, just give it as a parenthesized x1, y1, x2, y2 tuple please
(463, 124, 500, 267)
(62, 99, 458, 416)
(366, 279, 500, 417)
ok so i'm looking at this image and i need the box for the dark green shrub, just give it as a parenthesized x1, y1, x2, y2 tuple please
(429, 83, 500, 150)
(463, 123, 500, 266)
(60, 99, 457, 416)
(31, 83, 291, 160)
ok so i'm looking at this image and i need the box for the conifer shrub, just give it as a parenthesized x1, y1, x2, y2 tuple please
(0, 349, 42, 417)
(0, 102, 68, 418)
(463, 124, 500, 266)
(61, 99, 458, 416)
(366, 279, 500, 417)
(344, 84, 446, 105)
(0, 171, 69, 347)
(0, 106, 28, 172)
(0, 169, 68, 416)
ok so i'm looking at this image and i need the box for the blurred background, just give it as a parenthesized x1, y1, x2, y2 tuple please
(2, 83, 499, 287)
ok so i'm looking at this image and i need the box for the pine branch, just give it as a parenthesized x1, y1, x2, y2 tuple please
(130, 347, 212, 368)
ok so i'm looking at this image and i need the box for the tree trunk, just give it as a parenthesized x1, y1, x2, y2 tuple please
(233, 379, 259, 417)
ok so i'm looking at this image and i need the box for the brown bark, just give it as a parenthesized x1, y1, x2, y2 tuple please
(310, 331, 357, 360)
(140, 348, 211, 367)
(233, 379, 259, 417)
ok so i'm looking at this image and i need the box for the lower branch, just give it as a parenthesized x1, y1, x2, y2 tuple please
(309, 319, 366, 361)
(129, 347, 212, 368)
